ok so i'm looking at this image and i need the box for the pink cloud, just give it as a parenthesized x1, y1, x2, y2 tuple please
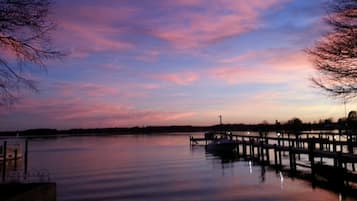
(150, 0, 285, 49)
(208, 66, 286, 84)
(135, 49, 160, 63)
(219, 51, 263, 64)
(52, 82, 118, 97)
(57, 20, 133, 57)
(53, 5, 137, 58)
(211, 49, 314, 84)
(0, 97, 196, 129)
(266, 51, 313, 71)
(150, 72, 199, 85)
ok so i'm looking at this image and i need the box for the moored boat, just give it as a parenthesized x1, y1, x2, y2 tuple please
(205, 131, 236, 153)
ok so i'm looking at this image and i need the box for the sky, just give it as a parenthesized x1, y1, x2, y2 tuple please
(0, 0, 354, 130)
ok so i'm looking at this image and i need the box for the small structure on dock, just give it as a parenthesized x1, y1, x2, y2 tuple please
(0, 139, 55, 201)
(0, 139, 29, 183)
(0, 143, 22, 161)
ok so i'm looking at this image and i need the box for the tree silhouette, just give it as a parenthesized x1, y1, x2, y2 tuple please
(307, 0, 357, 100)
(0, 0, 63, 106)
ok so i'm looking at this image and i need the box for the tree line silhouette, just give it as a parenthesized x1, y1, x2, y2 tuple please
(1, 112, 357, 136)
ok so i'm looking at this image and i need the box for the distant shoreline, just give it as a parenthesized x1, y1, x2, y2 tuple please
(0, 122, 351, 137)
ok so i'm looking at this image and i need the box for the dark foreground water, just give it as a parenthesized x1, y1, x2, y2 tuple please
(22, 133, 357, 201)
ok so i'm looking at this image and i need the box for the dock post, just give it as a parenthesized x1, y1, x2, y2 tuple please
(289, 147, 293, 171)
(309, 137, 315, 176)
(2, 141, 7, 182)
(318, 133, 322, 150)
(281, 133, 284, 147)
(348, 131, 353, 154)
(237, 143, 240, 155)
(291, 148, 297, 172)
(260, 140, 264, 163)
(251, 143, 255, 160)
(274, 144, 278, 167)
(333, 136, 337, 153)
(243, 142, 247, 158)
(295, 135, 298, 149)
(337, 152, 345, 187)
(293, 150, 296, 171)
(278, 137, 282, 166)
(266, 147, 270, 164)
(14, 149, 17, 170)
(24, 139, 28, 177)
(297, 136, 301, 160)
(288, 133, 290, 147)
(256, 144, 260, 161)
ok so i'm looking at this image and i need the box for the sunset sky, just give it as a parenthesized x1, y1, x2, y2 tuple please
(0, 0, 353, 130)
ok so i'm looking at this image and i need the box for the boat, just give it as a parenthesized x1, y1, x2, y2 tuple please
(205, 131, 236, 153)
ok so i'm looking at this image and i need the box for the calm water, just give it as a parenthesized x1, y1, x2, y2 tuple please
(20, 133, 357, 201)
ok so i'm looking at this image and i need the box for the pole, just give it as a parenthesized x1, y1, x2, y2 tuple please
(24, 139, 28, 177)
(2, 141, 7, 182)
(14, 149, 17, 170)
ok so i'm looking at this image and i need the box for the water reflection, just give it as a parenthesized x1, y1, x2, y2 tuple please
(6, 134, 355, 201)
(202, 141, 356, 201)
(280, 171, 284, 190)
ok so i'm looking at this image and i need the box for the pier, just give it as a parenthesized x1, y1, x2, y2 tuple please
(0, 139, 29, 183)
(190, 131, 357, 190)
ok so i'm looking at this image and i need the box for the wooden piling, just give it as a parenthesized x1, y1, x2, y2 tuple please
(278, 138, 282, 166)
(14, 149, 17, 170)
(274, 144, 278, 167)
(289, 147, 293, 170)
(333, 136, 337, 153)
(266, 147, 270, 164)
(260, 140, 264, 162)
(24, 139, 28, 177)
(309, 137, 315, 176)
(2, 141, 7, 182)
(243, 142, 247, 158)
(249, 137, 253, 158)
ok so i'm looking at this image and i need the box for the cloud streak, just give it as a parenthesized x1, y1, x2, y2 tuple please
(150, 72, 199, 85)
(149, 0, 285, 49)
(0, 97, 196, 130)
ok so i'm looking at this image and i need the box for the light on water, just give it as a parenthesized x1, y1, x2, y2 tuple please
(280, 171, 284, 190)
(11, 133, 357, 201)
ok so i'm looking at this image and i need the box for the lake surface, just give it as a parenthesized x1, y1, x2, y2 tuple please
(18, 133, 357, 201)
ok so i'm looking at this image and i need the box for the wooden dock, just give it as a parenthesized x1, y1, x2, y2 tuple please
(0, 140, 29, 183)
(190, 131, 357, 188)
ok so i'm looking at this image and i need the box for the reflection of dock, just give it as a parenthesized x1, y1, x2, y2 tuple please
(0, 140, 29, 182)
(190, 131, 357, 191)
(0, 139, 56, 201)
(0, 143, 23, 161)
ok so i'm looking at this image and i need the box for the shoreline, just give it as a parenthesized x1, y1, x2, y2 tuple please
(0, 122, 350, 138)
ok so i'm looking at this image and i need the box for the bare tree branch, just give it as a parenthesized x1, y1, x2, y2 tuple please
(308, 0, 357, 101)
(0, 0, 63, 106)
